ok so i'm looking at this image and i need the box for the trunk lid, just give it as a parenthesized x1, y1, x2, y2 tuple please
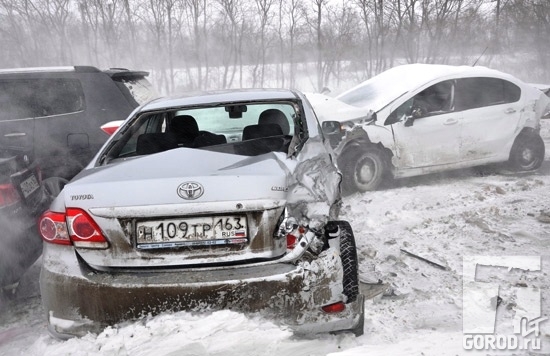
(64, 148, 290, 269)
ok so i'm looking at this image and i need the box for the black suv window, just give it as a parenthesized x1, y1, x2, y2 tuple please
(113, 77, 157, 106)
(0, 78, 84, 121)
(455, 77, 521, 111)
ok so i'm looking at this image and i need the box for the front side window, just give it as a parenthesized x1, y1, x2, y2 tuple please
(455, 77, 521, 111)
(389, 80, 454, 123)
(102, 101, 304, 164)
(0, 78, 84, 121)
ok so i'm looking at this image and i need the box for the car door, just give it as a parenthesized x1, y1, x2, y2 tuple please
(454, 77, 522, 162)
(387, 80, 463, 169)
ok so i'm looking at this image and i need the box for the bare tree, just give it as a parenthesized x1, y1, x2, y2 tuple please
(304, 0, 328, 91)
(184, 0, 208, 90)
(280, 0, 306, 88)
(216, 0, 247, 88)
(251, 0, 275, 87)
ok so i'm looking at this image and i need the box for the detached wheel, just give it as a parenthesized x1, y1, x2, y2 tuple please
(334, 221, 359, 303)
(508, 133, 545, 171)
(340, 146, 386, 193)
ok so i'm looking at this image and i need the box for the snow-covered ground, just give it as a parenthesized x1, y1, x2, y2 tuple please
(1, 122, 550, 355)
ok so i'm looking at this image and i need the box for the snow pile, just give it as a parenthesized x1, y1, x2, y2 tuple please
(24, 310, 359, 356)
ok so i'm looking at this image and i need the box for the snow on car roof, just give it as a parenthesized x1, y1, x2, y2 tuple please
(336, 63, 522, 111)
(141, 89, 300, 112)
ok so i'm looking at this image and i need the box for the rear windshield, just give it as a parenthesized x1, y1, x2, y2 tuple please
(101, 101, 304, 164)
(113, 77, 158, 106)
(0, 78, 84, 121)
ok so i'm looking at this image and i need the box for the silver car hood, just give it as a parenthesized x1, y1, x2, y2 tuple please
(63, 148, 290, 209)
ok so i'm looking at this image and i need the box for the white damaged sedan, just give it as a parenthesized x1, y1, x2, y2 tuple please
(38, 89, 365, 338)
(310, 64, 550, 192)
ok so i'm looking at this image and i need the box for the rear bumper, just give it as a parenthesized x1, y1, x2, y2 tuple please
(40, 244, 364, 338)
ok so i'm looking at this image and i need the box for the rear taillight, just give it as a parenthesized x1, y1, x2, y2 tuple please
(286, 226, 305, 250)
(322, 301, 346, 313)
(38, 208, 109, 249)
(66, 208, 108, 248)
(39, 211, 71, 245)
(286, 234, 297, 249)
(100, 120, 123, 136)
(0, 183, 20, 207)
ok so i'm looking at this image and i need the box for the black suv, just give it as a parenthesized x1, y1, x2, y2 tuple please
(0, 66, 156, 179)
(0, 145, 49, 289)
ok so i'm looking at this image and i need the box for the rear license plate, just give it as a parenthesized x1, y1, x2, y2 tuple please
(19, 173, 39, 198)
(136, 215, 248, 249)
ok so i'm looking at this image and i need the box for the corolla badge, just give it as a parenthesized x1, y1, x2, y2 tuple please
(177, 182, 204, 200)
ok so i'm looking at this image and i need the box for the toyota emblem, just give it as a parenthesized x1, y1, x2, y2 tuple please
(177, 182, 204, 200)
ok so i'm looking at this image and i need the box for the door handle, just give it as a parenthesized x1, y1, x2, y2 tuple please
(4, 132, 26, 137)
(443, 118, 458, 125)
(505, 108, 516, 114)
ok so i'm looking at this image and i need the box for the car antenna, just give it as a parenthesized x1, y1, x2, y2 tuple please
(472, 46, 489, 66)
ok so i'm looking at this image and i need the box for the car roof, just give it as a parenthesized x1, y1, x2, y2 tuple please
(0, 66, 148, 78)
(336, 63, 526, 110)
(345, 63, 523, 94)
(140, 89, 301, 112)
(390, 63, 518, 84)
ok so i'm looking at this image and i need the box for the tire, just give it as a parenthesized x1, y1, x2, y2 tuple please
(508, 133, 545, 171)
(340, 146, 386, 193)
(334, 221, 359, 303)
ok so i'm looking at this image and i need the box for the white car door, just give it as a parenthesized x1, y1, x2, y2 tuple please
(387, 80, 463, 169)
(454, 77, 523, 162)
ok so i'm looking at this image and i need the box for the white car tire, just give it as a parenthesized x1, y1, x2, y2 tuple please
(341, 147, 387, 193)
(508, 133, 545, 171)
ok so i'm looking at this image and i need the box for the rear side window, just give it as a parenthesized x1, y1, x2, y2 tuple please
(455, 77, 521, 111)
(0, 78, 84, 121)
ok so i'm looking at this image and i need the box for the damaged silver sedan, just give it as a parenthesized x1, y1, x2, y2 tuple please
(38, 89, 365, 338)
(310, 64, 550, 192)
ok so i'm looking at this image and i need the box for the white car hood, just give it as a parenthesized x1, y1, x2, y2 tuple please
(305, 92, 372, 123)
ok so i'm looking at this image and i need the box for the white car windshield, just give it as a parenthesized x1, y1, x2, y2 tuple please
(336, 67, 413, 110)
(336, 64, 458, 111)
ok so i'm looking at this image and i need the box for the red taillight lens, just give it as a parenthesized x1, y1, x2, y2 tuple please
(100, 121, 123, 136)
(322, 301, 346, 313)
(286, 226, 306, 250)
(0, 183, 20, 207)
(39, 211, 71, 245)
(38, 208, 109, 249)
(66, 208, 109, 248)
(286, 234, 297, 249)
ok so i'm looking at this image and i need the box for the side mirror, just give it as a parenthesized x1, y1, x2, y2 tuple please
(321, 121, 341, 135)
(404, 115, 415, 127)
